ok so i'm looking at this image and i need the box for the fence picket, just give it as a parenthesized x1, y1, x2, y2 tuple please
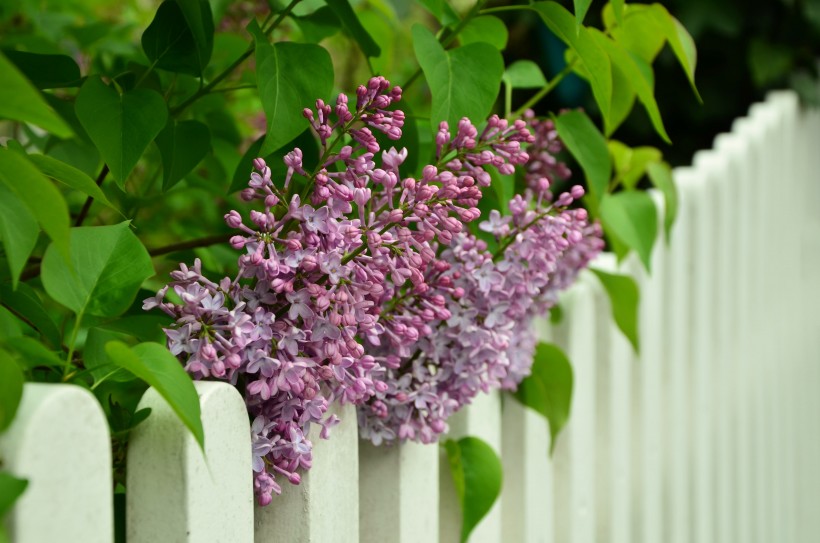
(0, 384, 112, 543)
(127, 381, 252, 543)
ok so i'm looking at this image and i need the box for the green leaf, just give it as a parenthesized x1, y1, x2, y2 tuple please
(1, 337, 64, 370)
(26, 154, 121, 214)
(489, 168, 514, 216)
(608, 140, 662, 189)
(0, 349, 24, 433)
(0, 283, 62, 348)
(415, 0, 460, 26)
(459, 15, 508, 50)
(503, 60, 548, 89)
(0, 184, 38, 289)
(230, 128, 319, 194)
(748, 39, 794, 88)
(155, 119, 211, 191)
(0, 148, 70, 264)
(41, 222, 155, 318)
(599, 191, 657, 271)
(75, 77, 168, 187)
(143, 0, 205, 77)
(589, 30, 670, 143)
(646, 161, 677, 242)
(254, 33, 333, 156)
(574, 0, 593, 27)
(0, 52, 73, 138)
(606, 59, 636, 135)
(325, 0, 381, 58)
(605, 5, 665, 63)
(3, 50, 82, 89)
(590, 268, 640, 353)
(0, 472, 28, 517)
(105, 341, 204, 450)
(554, 110, 611, 208)
(97, 314, 171, 343)
(611, 0, 625, 26)
(412, 25, 504, 132)
(531, 2, 612, 124)
(443, 436, 503, 543)
(84, 328, 138, 384)
(293, 6, 341, 43)
(514, 342, 573, 454)
(647, 4, 700, 102)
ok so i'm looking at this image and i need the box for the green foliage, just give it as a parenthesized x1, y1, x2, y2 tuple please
(3, 50, 81, 89)
(459, 16, 509, 50)
(412, 24, 504, 133)
(599, 191, 658, 271)
(443, 436, 503, 543)
(503, 61, 548, 90)
(325, 0, 381, 58)
(0, 349, 24, 433)
(26, 153, 121, 214)
(590, 268, 640, 353)
(156, 120, 212, 191)
(514, 342, 573, 454)
(105, 341, 205, 450)
(0, 472, 28, 517)
(41, 222, 154, 318)
(0, 284, 61, 349)
(554, 110, 610, 209)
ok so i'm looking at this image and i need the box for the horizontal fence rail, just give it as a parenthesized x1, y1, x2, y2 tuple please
(2, 90, 819, 542)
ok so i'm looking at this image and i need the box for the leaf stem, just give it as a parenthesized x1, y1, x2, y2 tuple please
(74, 164, 109, 227)
(512, 61, 577, 118)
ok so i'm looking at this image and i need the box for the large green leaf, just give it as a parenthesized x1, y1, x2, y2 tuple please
(443, 436, 503, 543)
(412, 25, 504, 132)
(573, 0, 593, 27)
(608, 140, 662, 190)
(0, 349, 24, 433)
(599, 191, 657, 271)
(590, 268, 640, 353)
(3, 50, 82, 89)
(1, 337, 64, 371)
(75, 77, 168, 186)
(253, 29, 334, 156)
(605, 4, 666, 63)
(589, 30, 670, 143)
(554, 110, 611, 208)
(293, 6, 341, 44)
(105, 341, 204, 450)
(415, 0, 459, 26)
(0, 472, 27, 517)
(606, 59, 637, 136)
(0, 52, 73, 138)
(0, 148, 70, 264)
(0, 283, 62, 348)
(26, 153, 121, 214)
(459, 16, 509, 50)
(647, 161, 677, 242)
(647, 4, 701, 101)
(41, 222, 155, 318)
(611, 0, 625, 25)
(155, 119, 211, 191)
(0, 184, 38, 289)
(325, 0, 381, 58)
(531, 2, 612, 124)
(514, 342, 574, 454)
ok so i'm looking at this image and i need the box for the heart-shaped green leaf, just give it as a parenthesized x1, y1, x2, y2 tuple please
(142, 0, 214, 76)
(253, 26, 333, 156)
(41, 222, 155, 318)
(444, 436, 503, 543)
(75, 77, 168, 186)
(412, 25, 504, 132)
(105, 341, 204, 450)
(155, 119, 211, 191)
(459, 16, 509, 50)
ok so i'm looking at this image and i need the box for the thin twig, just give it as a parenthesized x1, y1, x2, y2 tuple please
(74, 164, 109, 227)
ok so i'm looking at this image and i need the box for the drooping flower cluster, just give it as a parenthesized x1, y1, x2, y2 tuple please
(144, 77, 586, 505)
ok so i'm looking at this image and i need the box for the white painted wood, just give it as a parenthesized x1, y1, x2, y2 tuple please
(666, 167, 697, 543)
(0, 384, 112, 543)
(440, 391, 503, 543)
(254, 402, 358, 543)
(359, 439, 439, 543)
(551, 277, 598, 543)
(127, 381, 253, 543)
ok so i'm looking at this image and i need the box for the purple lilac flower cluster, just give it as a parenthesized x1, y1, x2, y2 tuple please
(358, 184, 604, 445)
(144, 77, 561, 505)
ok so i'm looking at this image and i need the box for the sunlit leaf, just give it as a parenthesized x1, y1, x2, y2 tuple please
(590, 268, 640, 352)
(599, 190, 657, 271)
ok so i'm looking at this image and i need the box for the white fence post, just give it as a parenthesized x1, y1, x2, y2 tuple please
(127, 381, 253, 543)
(0, 383, 112, 543)
(254, 402, 358, 543)
(501, 317, 553, 543)
(439, 391, 503, 543)
(359, 439, 439, 543)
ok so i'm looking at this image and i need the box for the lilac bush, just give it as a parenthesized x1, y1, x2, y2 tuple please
(145, 77, 602, 505)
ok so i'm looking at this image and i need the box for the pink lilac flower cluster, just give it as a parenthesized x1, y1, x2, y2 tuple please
(144, 77, 563, 505)
(358, 183, 603, 446)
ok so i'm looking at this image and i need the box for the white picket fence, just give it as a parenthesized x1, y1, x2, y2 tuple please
(2, 90, 820, 542)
